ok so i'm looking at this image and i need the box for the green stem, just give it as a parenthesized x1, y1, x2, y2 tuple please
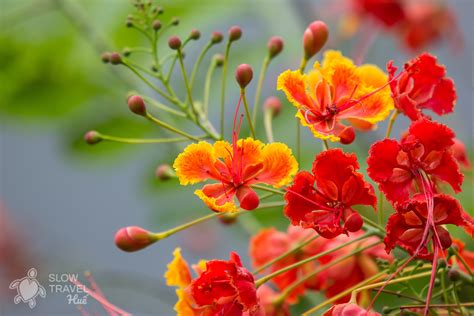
(451, 282, 465, 316)
(370, 288, 425, 304)
(190, 41, 213, 89)
(253, 234, 320, 274)
(322, 139, 329, 151)
(122, 61, 175, 104)
(98, 134, 198, 144)
(220, 40, 232, 139)
(241, 89, 256, 138)
(275, 241, 381, 304)
(255, 232, 374, 287)
(263, 110, 274, 142)
(251, 184, 285, 195)
(441, 268, 452, 316)
(154, 212, 223, 240)
(177, 49, 198, 116)
(453, 248, 474, 277)
(146, 113, 200, 141)
(252, 55, 270, 127)
(203, 57, 218, 116)
(140, 96, 186, 117)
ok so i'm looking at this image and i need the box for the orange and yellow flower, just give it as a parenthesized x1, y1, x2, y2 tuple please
(277, 50, 393, 144)
(173, 138, 297, 213)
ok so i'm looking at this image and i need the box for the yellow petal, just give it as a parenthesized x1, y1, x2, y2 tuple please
(173, 142, 217, 185)
(257, 143, 298, 187)
(296, 111, 341, 142)
(165, 247, 192, 288)
(195, 189, 239, 213)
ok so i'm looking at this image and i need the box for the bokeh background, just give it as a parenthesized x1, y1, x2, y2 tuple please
(0, 0, 472, 315)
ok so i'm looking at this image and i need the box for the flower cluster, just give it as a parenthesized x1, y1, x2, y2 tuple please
(83, 1, 472, 315)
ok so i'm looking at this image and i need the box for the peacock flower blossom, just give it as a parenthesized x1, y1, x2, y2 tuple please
(450, 138, 471, 168)
(278, 50, 394, 144)
(350, 0, 406, 28)
(249, 226, 323, 303)
(165, 248, 260, 315)
(284, 149, 376, 238)
(398, 1, 458, 51)
(323, 302, 381, 316)
(173, 138, 297, 213)
(316, 231, 393, 303)
(384, 194, 473, 260)
(367, 119, 463, 205)
(387, 53, 456, 121)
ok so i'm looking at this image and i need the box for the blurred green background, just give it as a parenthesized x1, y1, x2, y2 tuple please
(0, 0, 472, 315)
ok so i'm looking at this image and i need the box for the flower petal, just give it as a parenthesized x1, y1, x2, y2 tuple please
(174, 142, 220, 185)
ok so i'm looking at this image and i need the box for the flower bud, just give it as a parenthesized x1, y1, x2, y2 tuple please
(155, 164, 174, 180)
(267, 36, 284, 58)
(189, 29, 201, 40)
(236, 187, 259, 210)
(339, 126, 355, 145)
(153, 6, 163, 15)
(168, 36, 182, 50)
(125, 19, 133, 28)
(84, 131, 102, 145)
(110, 52, 122, 65)
(211, 31, 223, 44)
(171, 17, 180, 26)
(152, 20, 161, 30)
(228, 25, 242, 42)
(235, 64, 253, 89)
(127, 95, 147, 116)
(214, 54, 224, 67)
(100, 52, 111, 63)
(263, 96, 282, 118)
(345, 212, 363, 232)
(303, 21, 329, 59)
(114, 226, 157, 252)
(123, 47, 131, 57)
(448, 267, 461, 281)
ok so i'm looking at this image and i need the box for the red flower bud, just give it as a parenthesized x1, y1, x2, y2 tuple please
(303, 21, 329, 59)
(100, 52, 111, 63)
(127, 95, 147, 116)
(267, 36, 284, 58)
(189, 29, 201, 40)
(84, 131, 102, 145)
(344, 212, 363, 232)
(114, 226, 157, 252)
(110, 52, 122, 65)
(211, 31, 223, 44)
(219, 213, 238, 225)
(236, 187, 259, 210)
(339, 126, 355, 145)
(152, 20, 161, 30)
(155, 164, 174, 180)
(228, 25, 242, 42)
(168, 36, 182, 50)
(263, 96, 282, 118)
(235, 64, 253, 89)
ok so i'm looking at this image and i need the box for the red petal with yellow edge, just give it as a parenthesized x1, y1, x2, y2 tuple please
(277, 70, 316, 111)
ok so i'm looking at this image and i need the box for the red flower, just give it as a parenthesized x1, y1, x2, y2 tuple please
(367, 119, 463, 205)
(317, 232, 392, 302)
(323, 302, 380, 316)
(165, 249, 260, 315)
(384, 194, 472, 260)
(398, 2, 457, 51)
(451, 240, 474, 274)
(249, 226, 323, 303)
(352, 0, 405, 28)
(387, 53, 456, 121)
(285, 149, 376, 238)
(191, 252, 259, 315)
(450, 138, 471, 168)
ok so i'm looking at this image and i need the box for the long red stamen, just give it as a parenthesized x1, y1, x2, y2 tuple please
(285, 187, 334, 212)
